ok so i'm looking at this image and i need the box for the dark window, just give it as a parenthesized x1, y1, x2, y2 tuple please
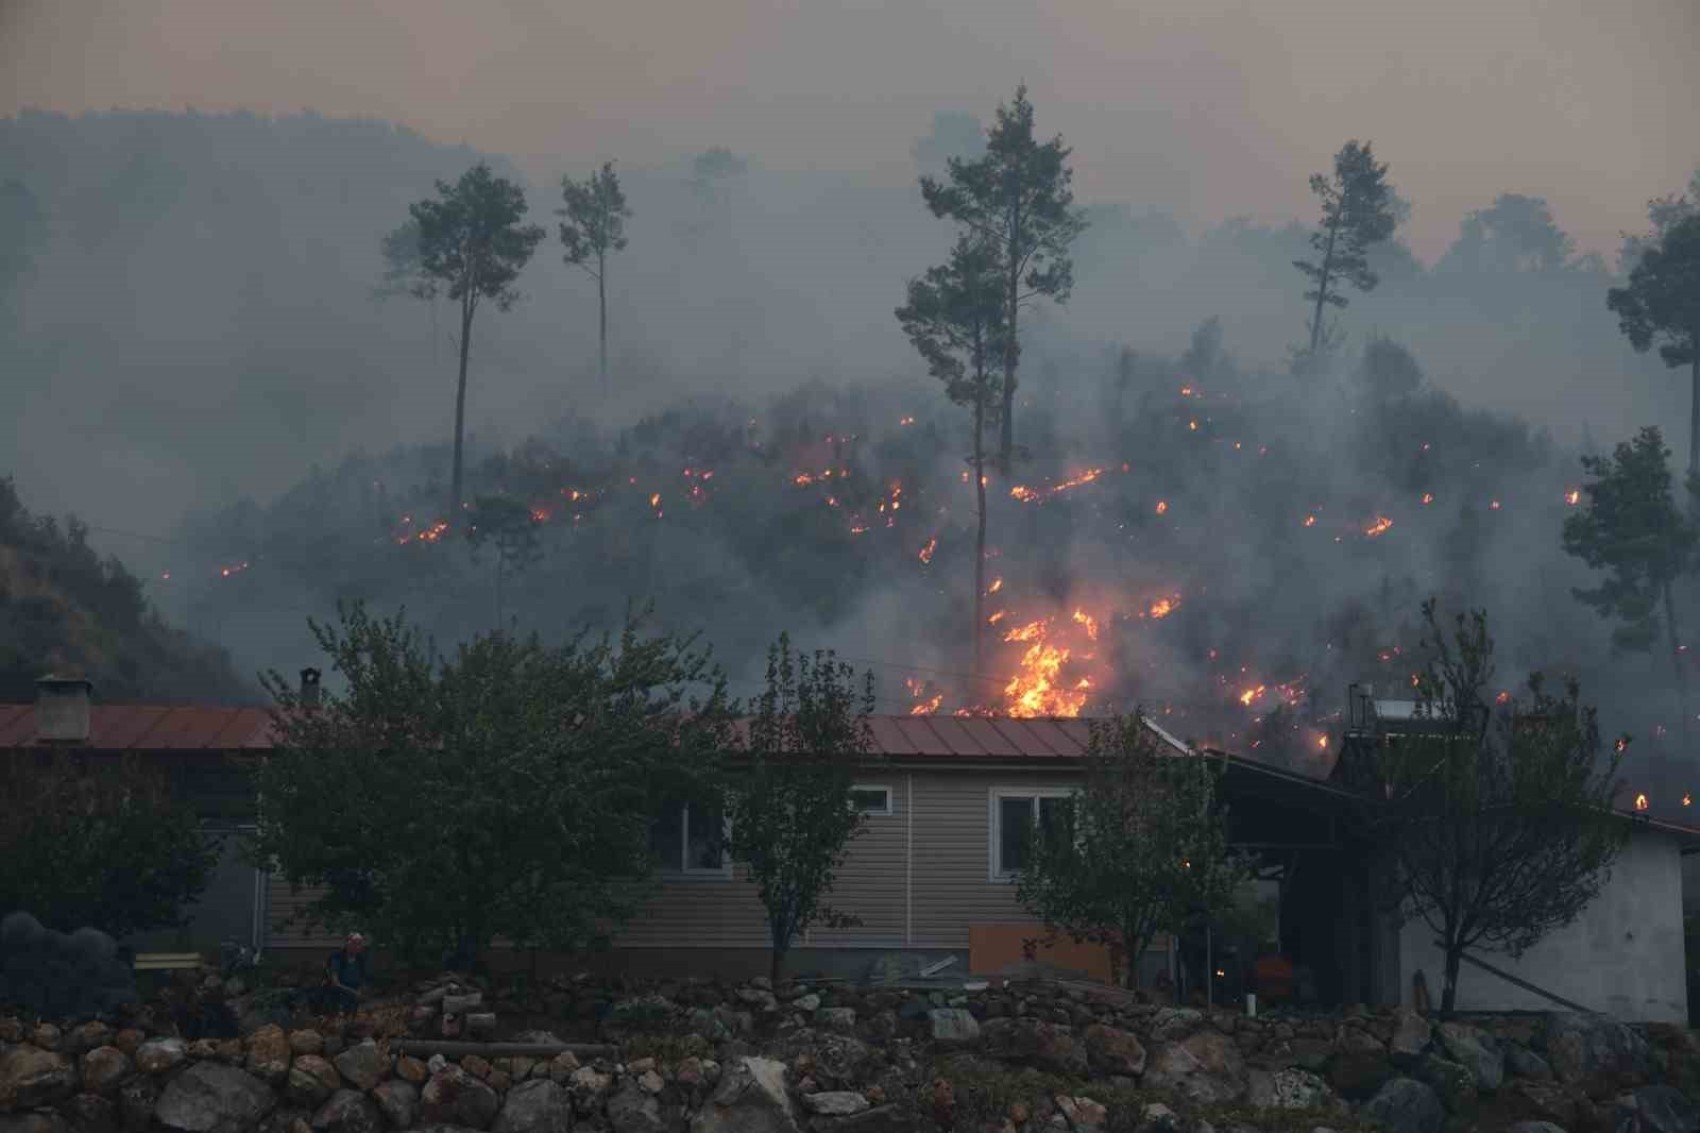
(851, 786, 892, 815)
(999, 796, 1036, 874)
(652, 800, 725, 873)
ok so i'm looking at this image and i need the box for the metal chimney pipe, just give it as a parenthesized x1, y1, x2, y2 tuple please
(35, 676, 93, 743)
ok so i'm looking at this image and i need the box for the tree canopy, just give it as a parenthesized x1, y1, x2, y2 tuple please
(1607, 215, 1700, 475)
(1293, 140, 1399, 360)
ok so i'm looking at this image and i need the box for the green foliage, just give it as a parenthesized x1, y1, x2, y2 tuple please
(896, 233, 1007, 417)
(1374, 599, 1629, 1015)
(919, 84, 1088, 469)
(1608, 215, 1700, 470)
(250, 602, 732, 968)
(0, 751, 217, 937)
(409, 163, 546, 314)
(726, 634, 874, 980)
(1014, 715, 1246, 989)
(465, 495, 544, 626)
(1562, 426, 1695, 653)
(1442, 193, 1576, 275)
(1293, 140, 1399, 356)
(557, 162, 631, 277)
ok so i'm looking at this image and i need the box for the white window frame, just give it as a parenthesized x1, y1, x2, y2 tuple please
(850, 784, 894, 817)
(988, 787, 1077, 882)
(656, 801, 733, 881)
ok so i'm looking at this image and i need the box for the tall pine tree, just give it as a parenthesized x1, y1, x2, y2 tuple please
(1293, 141, 1399, 363)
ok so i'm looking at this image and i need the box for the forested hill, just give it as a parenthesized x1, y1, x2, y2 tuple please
(0, 478, 254, 703)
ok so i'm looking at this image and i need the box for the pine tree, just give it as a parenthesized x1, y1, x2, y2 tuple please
(1293, 141, 1399, 362)
(558, 162, 632, 393)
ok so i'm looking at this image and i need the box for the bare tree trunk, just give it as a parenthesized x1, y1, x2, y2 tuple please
(1000, 202, 1021, 472)
(1307, 216, 1341, 357)
(598, 250, 608, 394)
(973, 394, 987, 679)
(1665, 580, 1689, 741)
(1441, 943, 1461, 1017)
(450, 298, 474, 523)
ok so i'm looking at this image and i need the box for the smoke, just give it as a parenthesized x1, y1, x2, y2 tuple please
(1, 109, 1696, 810)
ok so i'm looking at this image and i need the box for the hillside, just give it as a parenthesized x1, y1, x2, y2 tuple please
(0, 477, 254, 703)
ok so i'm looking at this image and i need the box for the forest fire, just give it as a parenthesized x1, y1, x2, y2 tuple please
(917, 536, 937, 563)
(1147, 595, 1179, 619)
(905, 678, 944, 716)
(1008, 468, 1106, 504)
(1364, 516, 1393, 538)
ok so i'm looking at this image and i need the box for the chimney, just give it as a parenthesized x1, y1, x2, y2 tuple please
(35, 676, 93, 744)
(299, 668, 322, 708)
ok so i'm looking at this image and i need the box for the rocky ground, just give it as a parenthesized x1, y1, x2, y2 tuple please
(4, 968, 1700, 1133)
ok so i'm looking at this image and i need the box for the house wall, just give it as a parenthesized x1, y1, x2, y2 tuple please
(1397, 828, 1687, 1023)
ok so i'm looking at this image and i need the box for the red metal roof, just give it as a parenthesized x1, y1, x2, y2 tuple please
(0, 704, 275, 751)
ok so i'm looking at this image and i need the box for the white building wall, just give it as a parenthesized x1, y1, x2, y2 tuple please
(1398, 829, 1687, 1023)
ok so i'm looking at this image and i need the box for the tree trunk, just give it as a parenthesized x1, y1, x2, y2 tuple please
(1440, 946, 1461, 1017)
(1665, 579, 1689, 741)
(973, 382, 988, 679)
(598, 250, 608, 394)
(1000, 201, 1021, 472)
(451, 297, 475, 523)
(1307, 215, 1341, 357)
(770, 919, 789, 985)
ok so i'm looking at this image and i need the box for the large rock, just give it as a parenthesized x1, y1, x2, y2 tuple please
(1149, 1009, 1205, 1043)
(154, 1062, 277, 1133)
(331, 1044, 384, 1094)
(1388, 1010, 1432, 1066)
(286, 1057, 343, 1109)
(79, 1049, 134, 1097)
(980, 1018, 1088, 1077)
(1436, 1021, 1503, 1090)
(1505, 1044, 1554, 1080)
(1245, 1067, 1335, 1110)
(1145, 1031, 1246, 1105)
(1082, 1024, 1146, 1077)
(244, 1028, 292, 1084)
(492, 1080, 570, 1133)
(370, 1081, 418, 1131)
(115, 1075, 159, 1133)
(1412, 1055, 1476, 1113)
(801, 1093, 869, 1116)
(1617, 1085, 1700, 1133)
(64, 1091, 118, 1133)
(1506, 1078, 1584, 1128)
(421, 1066, 500, 1131)
(690, 1057, 796, 1133)
(1360, 1077, 1444, 1133)
(808, 1106, 917, 1133)
(1541, 1013, 1650, 1092)
(1, 1047, 77, 1110)
(1326, 1026, 1391, 1100)
(310, 1092, 382, 1133)
(605, 1084, 661, 1133)
(926, 1009, 979, 1047)
(135, 1040, 188, 1076)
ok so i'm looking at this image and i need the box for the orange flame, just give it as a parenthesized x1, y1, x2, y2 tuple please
(918, 537, 938, 564)
(1364, 516, 1393, 538)
(1303, 515, 1317, 527)
(1421, 492, 1434, 506)
(1155, 500, 1169, 515)
(988, 577, 1003, 594)
(1008, 468, 1105, 504)
(1495, 690, 1511, 704)
(1148, 596, 1178, 619)
(1071, 609, 1099, 640)
(1565, 489, 1581, 506)
(1316, 733, 1329, 751)
(1239, 685, 1267, 707)
(1635, 793, 1649, 812)
(219, 561, 252, 578)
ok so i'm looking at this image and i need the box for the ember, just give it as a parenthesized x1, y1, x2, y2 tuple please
(1364, 516, 1393, 538)
(1565, 488, 1581, 506)
(1635, 793, 1649, 812)
(918, 537, 937, 564)
(1148, 596, 1178, 619)
(1008, 468, 1105, 504)
(1421, 492, 1434, 505)
(1155, 500, 1168, 515)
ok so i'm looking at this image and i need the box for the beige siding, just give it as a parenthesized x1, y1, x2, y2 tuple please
(912, 770, 1076, 947)
(266, 878, 343, 950)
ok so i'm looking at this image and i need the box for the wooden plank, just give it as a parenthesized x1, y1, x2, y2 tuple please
(134, 952, 204, 970)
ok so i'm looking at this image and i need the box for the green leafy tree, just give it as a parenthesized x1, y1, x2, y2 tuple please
(921, 85, 1087, 471)
(1293, 140, 1399, 360)
(0, 752, 217, 937)
(1439, 193, 1575, 276)
(466, 495, 544, 628)
(251, 603, 731, 969)
(1562, 427, 1695, 702)
(1621, 166, 1699, 271)
(402, 164, 546, 523)
(1015, 715, 1245, 989)
(1607, 216, 1700, 476)
(558, 162, 632, 391)
(375, 218, 443, 368)
(726, 635, 874, 982)
(896, 233, 1006, 674)
(1373, 600, 1628, 1016)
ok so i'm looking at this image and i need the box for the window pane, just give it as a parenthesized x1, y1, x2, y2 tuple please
(651, 800, 684, 870)
(686, 804, 723, 870)
(851, 788, 890, 815)
(1038, 795, 1070, 847)
(999, 796, 1035, 874)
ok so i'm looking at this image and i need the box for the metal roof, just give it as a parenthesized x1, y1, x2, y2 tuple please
(0, 704, 275, 751)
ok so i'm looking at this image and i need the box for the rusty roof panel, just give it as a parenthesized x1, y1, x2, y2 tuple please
(0, 706, 273, 752)
(864, 715, 914, 756)
(950, 716, 1024, 757)
(891, 716, 956, 756)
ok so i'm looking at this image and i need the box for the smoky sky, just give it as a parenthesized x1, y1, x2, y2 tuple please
(3, 0, 1695, 263)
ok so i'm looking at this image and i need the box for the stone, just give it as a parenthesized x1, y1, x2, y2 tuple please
(1149, 1009, 1205, 1043)
(802, 1092, 869, 1116)
(1505, 1044, 1554, 1080)
(1412, 1055, 1476, 1113)
(509, 1059, 536, 1083)
(1325, 1026, 1391, 1100)
(115, 1075, 159, 1133)
(1245, 1067, 1335, 1110)
(690, 1057, 797, 1133)
(545, 1054, 579, 1085)
(1541, 1013, 1650, 1090)
(735, 989, 778, 1013)
(245, 1027, 292, 1084)
(65, 1090, 118, 1133)
(1436, 1021, 1503, 1091)
(1081, 1024, 1145, 1077)
(606, 1084, 662, 1133)
(492, 1080, 570, 1133)
(1145, 1031, 1246, 1105)
(636, 1071, 663, 1094)
(1507, 1078, 1583, 1127)
(441, 994, 483, 1016)
(286, 1057, 344, 1108)
(421, 1066, 501, 1130)
(154, 1062, 277, 1133)
(394, 1059, 428, 1087)
(0, 1115, 65, 1133)
(980, 1018, 1088, 1077)
(31, 1025, 63, 1051)
(1360, 1077, 1443, 1133)
(466, 1016, 497, 1040)
(564, 1067, 610, 1115)
(794, 995, 821, 1013)
(809, 1105, 917, 1133)
(67, 1025, 113, 1056)
(112, 1033, 144, 1059)
(1504, 1124, 1566, 1133)
(371, 1080, 418, 1131)
(1055, 1095, 1105, 1128)
(310, 1092, 382, 1133)
(332, 1043, 384, 1093)
(462, 1057, 492, 1081)
(80, 1048, 134, 1096)
(1619, 1084, 1700, 1133)
(1388, 1009, 1432, 1066)
(0, 1046, 77, 1109)
(817, 1008, 856, 1033)
(1139, 1102, 1179, 1132)
(927, 1009, 980, 1047)
(289, 1034, 324, 1058)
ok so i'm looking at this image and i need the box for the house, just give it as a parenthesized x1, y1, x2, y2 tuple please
(3, 675, 1690, 1021)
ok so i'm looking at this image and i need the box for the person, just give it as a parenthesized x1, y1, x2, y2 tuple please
(320, 932, 368, 1016)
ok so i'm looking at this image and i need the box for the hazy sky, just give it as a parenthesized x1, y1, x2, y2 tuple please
(2, 0, 1695, 262)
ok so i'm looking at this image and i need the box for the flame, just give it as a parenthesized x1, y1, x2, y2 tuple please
(1239, 685, 1267, 708)
(1008, 468, 1106, 504)
(1155, 500, 1168, 515)
(899, 416, 916, 426)
(1421, 492, 1434, 506)
(1495, 690, 1511, 705)
(987, 577, 1003, 594)
(530, 507, 551, 523)
(905, 677, 944, 715)
(1180, 385, 1193, 397)
(160, 571, 171, 581)
(987, 610, 1007, 625)
(794, 473, 815, 486)
(1364, 516, 1393, 538)
(1616, 737, 1629, 753)
(1565, 488, 1581, 506)
(1010, 485, 1040, 502)
(918, 537, 938, 564)
(1303, 514, 1317, 528)
(1071, 609, 1099, 640)
(1315, 733, 1329, 751)
(1148, 596, 1178, 619)
(1188, 419, 1199, 431)
(219, 561, 251, 578)
(1490, 499, 1502, 510)
(1685, 794, 1693, 807)
(1635, 793, 1649, 812)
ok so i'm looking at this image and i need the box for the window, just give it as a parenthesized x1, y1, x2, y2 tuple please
(850, 785, 893, 816)
(990, 788, 1075, 879)
(651, 800, 730, 877)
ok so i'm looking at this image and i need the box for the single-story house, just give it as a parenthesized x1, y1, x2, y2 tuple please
(2, 675, 1692, 1021)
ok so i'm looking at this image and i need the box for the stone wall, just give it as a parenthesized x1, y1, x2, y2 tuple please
(7, 968, 1700, 1133)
